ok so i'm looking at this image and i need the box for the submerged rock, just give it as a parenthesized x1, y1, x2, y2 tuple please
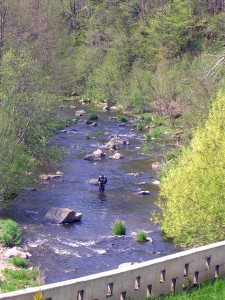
(87, 179, 99, 186)
(45, 207, 82, 224)
(136, 190, 150, 195)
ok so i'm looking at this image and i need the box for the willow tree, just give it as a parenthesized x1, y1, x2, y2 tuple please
(156, 92, 225, 246)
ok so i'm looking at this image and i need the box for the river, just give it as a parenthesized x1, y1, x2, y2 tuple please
(0, 103, 179, 284)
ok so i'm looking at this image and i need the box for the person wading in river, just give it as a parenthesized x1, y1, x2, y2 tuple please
(98, 173, 107, 192)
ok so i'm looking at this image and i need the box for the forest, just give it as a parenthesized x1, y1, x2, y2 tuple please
(0, 0, 224, 246)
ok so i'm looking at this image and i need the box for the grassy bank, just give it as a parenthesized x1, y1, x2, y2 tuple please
(150, 278, 225, 299)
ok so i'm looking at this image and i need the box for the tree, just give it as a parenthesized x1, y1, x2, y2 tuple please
(156, 92, 225, 246)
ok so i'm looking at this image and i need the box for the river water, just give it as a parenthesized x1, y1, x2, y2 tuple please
(0, 104, 179, 284)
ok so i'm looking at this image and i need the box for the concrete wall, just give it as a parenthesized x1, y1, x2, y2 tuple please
(0, 241, 225, 300)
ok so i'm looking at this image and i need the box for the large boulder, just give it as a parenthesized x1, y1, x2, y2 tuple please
(45, 207, 82, 224)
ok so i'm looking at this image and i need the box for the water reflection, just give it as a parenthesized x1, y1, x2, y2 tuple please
(98, 192, 107, 201)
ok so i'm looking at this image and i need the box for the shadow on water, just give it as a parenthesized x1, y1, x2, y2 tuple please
(0, 104, 180, 284)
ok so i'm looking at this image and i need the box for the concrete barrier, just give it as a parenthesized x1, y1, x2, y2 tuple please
(0, 241, 225, 300)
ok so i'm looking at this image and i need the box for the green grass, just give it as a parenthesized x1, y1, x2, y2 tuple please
(166, 149, 181, 161)
(0, 268, 41, 293)
(9, 257, 28, 268)
(0, 219, 21, 246)
(147, 278, 225, 299)
(136, 231, 147, 243)
(145, 126, 168, 139)
(136, 123, 145, 131)
(112, 220, 126, 235)
(116, 115, 128, 122)
(88, 113, 99, 121)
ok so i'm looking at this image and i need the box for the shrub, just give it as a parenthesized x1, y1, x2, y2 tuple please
(116, 115, 128, 122)
(0, 219, 21, 246)
(33, 291, 44, 300)
(85, 134, 91, 140)
(112, 220, 126, 235)
(9, 257, 28, 268)
(136, 231, 147, 243)
(136, 123, 145, 131)
(88, 113, 99, 121)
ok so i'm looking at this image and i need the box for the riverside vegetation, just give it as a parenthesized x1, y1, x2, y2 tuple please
(0, 0, 225, 294)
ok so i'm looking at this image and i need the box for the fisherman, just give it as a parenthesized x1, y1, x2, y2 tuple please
(98, 173, 107, 192)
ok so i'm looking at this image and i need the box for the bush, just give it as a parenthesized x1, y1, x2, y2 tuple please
(9, 257, 28, 268)
(88, 113, 99, 121)
(0, 219, 21, 246)
(85, 134, 91, 140)
(116, 115, 128, 122)
(112, 220, 126, 235)
(136, 231, 147, 243)
(136, 123, 145, 131)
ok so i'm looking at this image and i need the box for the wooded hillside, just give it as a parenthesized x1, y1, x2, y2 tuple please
(0, 0, 224, 205)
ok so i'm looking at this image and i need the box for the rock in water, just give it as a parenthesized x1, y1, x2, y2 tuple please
(45, 207, 82, 224)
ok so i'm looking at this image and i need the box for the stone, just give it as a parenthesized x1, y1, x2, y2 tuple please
(86, 179, 99, 186)
(151, 162, 161, 170)
(92, 149, 106, 158)
(75, 110, 87, 117)
(4, 247, 32, 259)
(110, 106, 119, 111)
(109, 136, 128, 146)
(39, 171, 63, 180)
(103, 105, 110, 111)
(109, 152, 124, 159)
(45, 207, 82, 224)
(136, 191, 150, 195)
(126, 173, 139, 177)
(104, 142, 117, 150)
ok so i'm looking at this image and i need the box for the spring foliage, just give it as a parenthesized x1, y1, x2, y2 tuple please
(157, 93, 225, 246)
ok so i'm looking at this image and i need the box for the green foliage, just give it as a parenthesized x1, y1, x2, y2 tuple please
(33, 291, 44, 300)
(158, 278, 225, 299)
(9, 257, 28, 268)
(146, 127, 167, 139)
(0, 268, 41, 293)
(112, 220, 126, 236)
(156, 93, 225, 246)
(116, 115, 128, 122)
(88, 113, 99, 121)
(0, 219, 21, 246)
(166, 149, 181, 161)
(136, 123, 145, 131)
(85, 134, 91, 140)
(136, 231, 147, 243)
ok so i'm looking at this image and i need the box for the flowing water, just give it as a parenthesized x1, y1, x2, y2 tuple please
(0, 104, 179, 284)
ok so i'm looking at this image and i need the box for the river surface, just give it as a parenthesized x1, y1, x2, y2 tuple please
(0, 104, 179, 284)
